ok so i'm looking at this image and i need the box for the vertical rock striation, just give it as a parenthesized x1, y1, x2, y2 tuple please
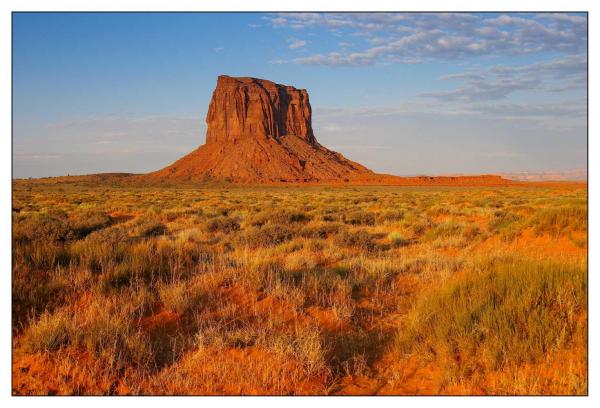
(206, 76, 316, 145)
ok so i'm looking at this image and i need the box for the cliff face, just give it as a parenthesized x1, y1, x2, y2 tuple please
(206, 76, 315, 145)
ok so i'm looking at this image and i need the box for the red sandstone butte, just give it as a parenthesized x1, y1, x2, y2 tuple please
(206, 75, 316, 145)
(147, 75, 511, 186)
(148, 75, 372, 183)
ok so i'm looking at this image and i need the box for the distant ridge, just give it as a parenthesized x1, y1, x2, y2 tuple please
(500, 169, 587, 182)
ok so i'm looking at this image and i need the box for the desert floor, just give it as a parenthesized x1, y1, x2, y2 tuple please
(12, 180, 587, 395)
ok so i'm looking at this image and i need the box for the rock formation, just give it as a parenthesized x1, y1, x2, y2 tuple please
(146, 75, 511, 186)
(148, 75, 373, 183)
(206, 76, 316, 145)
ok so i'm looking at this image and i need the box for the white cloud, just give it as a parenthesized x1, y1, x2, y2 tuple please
(471, 100, 587, 119)
(420, 77, 542, 101)
(265, 13, 587, 66)
(288, 39, 307, 49)
(421, 55, 586, 102)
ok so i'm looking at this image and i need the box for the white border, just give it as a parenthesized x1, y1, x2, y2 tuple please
(1, 1, 595, 407)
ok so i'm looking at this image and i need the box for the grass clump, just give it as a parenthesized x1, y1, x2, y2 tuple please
(299, 223, 341, 239)
(206, 216, 241, 234)
(24, 309, 72, 352)
(529, 206, 587, 237)
(334, 230, 377, 252)
(271, 210, 312, 224)
(388, 231, 409, 247)
(241, 225, 293, 247)
(395, 259, 587, 386)
(343, 210, 375, 226)
(158, 281, 207, 314)
(377, 209, 405, 223)
(489, 210, 522, 232)
(69, 210, 112, 239)
(421, 221, 463, 242)
(13, 213, 71, 244)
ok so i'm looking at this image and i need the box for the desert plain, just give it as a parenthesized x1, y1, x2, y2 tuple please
(12, 177, 587, 395)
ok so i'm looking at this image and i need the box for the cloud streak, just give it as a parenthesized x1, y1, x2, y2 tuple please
(14, 116, 204, 177)
(266, 13, 587, 66)
(420, 55, 586, 102)
(288, 39, 307, 49)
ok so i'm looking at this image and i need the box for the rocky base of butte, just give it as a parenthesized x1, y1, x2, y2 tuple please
(145, 75, 511, 186)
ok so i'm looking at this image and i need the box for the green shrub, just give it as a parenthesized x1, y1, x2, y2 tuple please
(12, 268, 70, 328)
(299, 223, 341, 239)
(270, 210, 312, 224)
(13, 213, 70, 244)
(241, 225, 293, 247)
(334, 230, 377, 251)
(101, 263, 133, 290)
(14, 210, 111, 243)
(377, 209, 405, 223)
(530, 206, 587, 236)
(69, 210, 112, 238)
(388, 231, 409, 247)
(70, 226, 130, 271)
(343, 210, 375, 226)
(421, 221, 463, 242)
(489, 210, 522, 233)
(396, 259, 587, 379)
(135, 219, 168, 237)
(206, 216, 241, 234)
(248, 213, 270, 227)
(84, 225, 130, 245)
(411, 218, 434, 237)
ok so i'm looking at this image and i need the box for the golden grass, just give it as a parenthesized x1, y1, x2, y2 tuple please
(12, 180, 587, 395)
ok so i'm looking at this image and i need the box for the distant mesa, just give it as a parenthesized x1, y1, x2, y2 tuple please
(145, 75, 511, 186)
(146, 75, 372, 183)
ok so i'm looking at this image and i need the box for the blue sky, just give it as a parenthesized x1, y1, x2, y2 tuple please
(13, 12, 587, 178)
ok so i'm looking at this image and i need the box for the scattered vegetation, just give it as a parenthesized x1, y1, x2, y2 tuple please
(12, 181, 587, 395)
